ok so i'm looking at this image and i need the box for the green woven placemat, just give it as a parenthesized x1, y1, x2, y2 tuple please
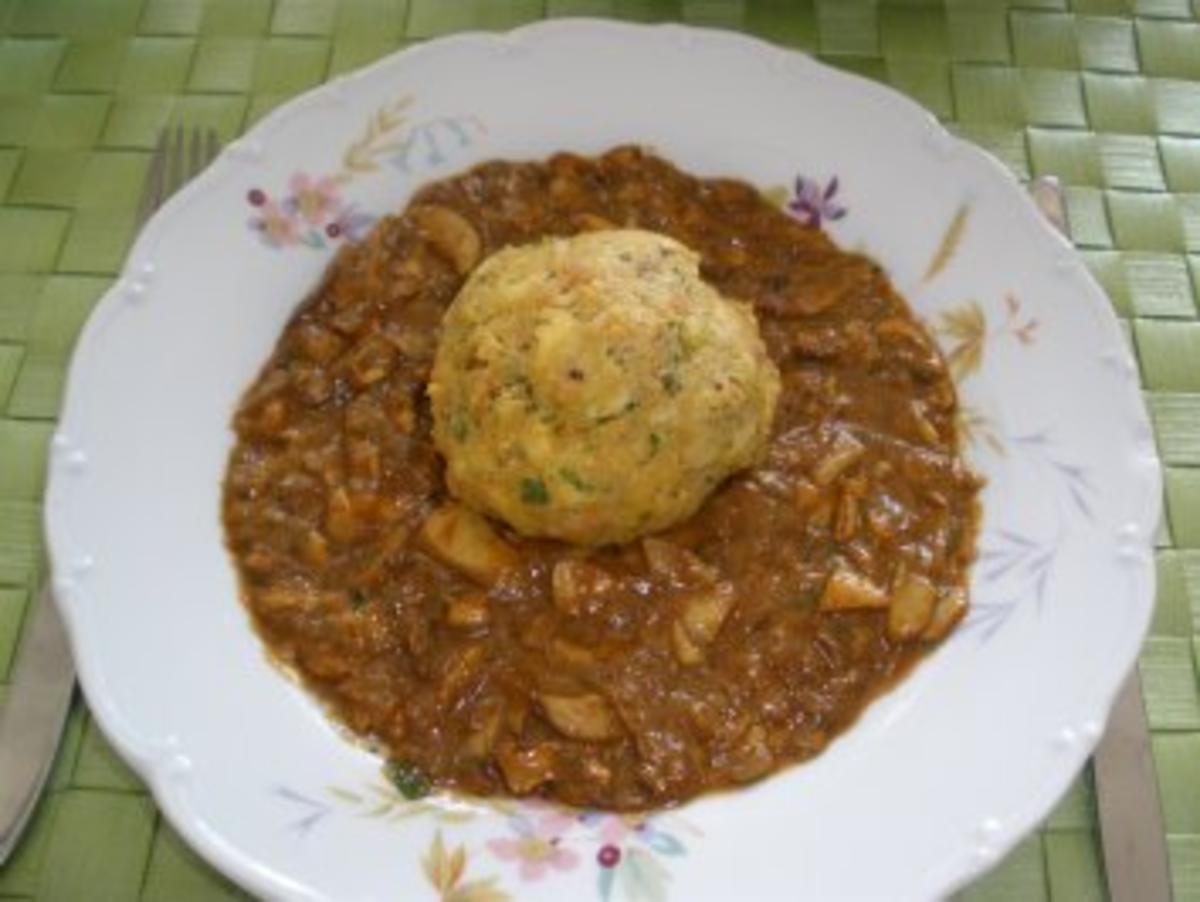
(1, 1, 1198, 899)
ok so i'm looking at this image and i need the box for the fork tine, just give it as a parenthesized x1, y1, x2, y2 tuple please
(189, 126, 202, 180)
(135, 129, 168, 228)
(168, 121, 185, 198)
(134, 125, 222, 229)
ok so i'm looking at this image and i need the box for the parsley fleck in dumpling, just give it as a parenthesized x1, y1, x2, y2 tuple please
(428, 229, 780, 546)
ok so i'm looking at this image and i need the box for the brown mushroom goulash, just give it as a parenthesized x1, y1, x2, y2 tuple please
(223, 147, 982, 810)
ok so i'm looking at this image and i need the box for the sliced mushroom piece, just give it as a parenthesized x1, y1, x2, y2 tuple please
(444, 593, 490, 629)
(887, 572, 937, 641)
(325, 486, 360, 543)
(329, 301, 370, 337)
(833, 490, 860, 542)
(793, 476, 821, 511)
(580, 757, 614, 786)
(382, 317, 438, 361)
(923, 587, 968, 641)
(300, 530, 329, 569)
(495, 741, 557, 794)
(909, 400, 941, 446)
(725, 724, 775, 783)
(679, 582, 737, 644)
(785, 286, 843, 317)
(548, 637, 598, 669)
(865, 507, 897, 543)
(240, 366, 289, 408)
(418, 503, 518, 585)
(436, 644, 486, 707)
(294, 322, 344, 362)
(463, 700, 504, 759)
(355, 521, 412, 585)
(412, 204, 482, 275)
(807, 497, 835, 530)
(672, 621, 704, 666)
(291, 364, 332, 406)
(551, 558, 614, 615)
(672, 582, 737, 666)
(875, 316, 933, 350)
(818, 566, 889, 611)
(242, 545, 282, 575)
(389, 392, 417, 434)
(255, 397, 288, 436)
(519, 611, 556, 651)
(504, 697, 530, 735)
(257, 585, 323, 612)
(812, 430, 865, 486)
(347, 334, 397, 387)
(538, 692, 621, 741)
(643, 538, 720, 585)
(571, 212, 615, 232)
(385, 255, 427, 300)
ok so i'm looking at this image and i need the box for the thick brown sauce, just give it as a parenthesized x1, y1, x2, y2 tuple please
(223, 147, 981, 810)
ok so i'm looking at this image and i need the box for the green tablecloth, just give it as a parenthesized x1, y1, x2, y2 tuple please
(0, 1, 1197, 899)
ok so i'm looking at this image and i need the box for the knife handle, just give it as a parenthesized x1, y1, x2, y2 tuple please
(0, 585, 76, 864)
(1094, 669, 1174, 902)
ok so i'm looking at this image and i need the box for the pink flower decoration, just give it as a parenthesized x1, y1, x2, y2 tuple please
(254, 200, 299, 247)
(534, 810, 577, 837)
(288, 172, 341, 225)
(486, 836, 579, 882)
(596, 813, 643, 846)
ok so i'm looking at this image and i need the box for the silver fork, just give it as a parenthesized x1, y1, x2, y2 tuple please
(138, 124, 222, 226)
(0, 125, 221, 865)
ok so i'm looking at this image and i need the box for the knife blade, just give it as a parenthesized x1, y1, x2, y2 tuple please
(1094, 668, 1173, 902)
(0, 584, 75, 864)
(1027, 175, 1172, 901)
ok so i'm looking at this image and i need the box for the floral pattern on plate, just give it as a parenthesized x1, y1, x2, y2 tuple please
(276, 777, 700, 897)
(907, 201, 1092, 645)
(245, 97, 486, 250)
(787, 174, 846, 227)
(276, 782, 697, 901)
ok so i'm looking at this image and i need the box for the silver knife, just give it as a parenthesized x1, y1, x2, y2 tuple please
(1028, 175, 1172, 902)
(0, 584, 75, 864)
(1094, 668, 1173, 901)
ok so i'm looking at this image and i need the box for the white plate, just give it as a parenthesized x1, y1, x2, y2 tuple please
(45, 20, 1160, 902)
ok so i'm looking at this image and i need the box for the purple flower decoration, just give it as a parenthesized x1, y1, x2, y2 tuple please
(327, 204, 375, 243)
(787, 175, 846, 228)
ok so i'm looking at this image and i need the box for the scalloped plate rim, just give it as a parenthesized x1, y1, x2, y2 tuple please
(44, 18, 1161, 902)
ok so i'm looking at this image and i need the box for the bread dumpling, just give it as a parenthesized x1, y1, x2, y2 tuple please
(428, 229, 780, 546)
